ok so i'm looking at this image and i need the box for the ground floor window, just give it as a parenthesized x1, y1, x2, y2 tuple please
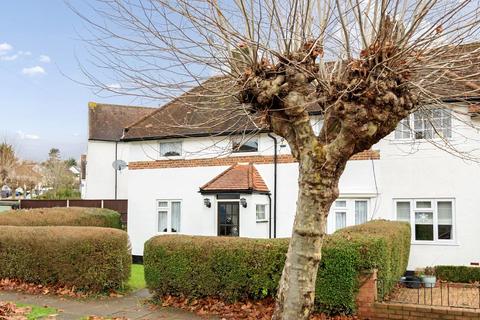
(332, 199, 369, 231)
(157, 200, 181, 233)
(256, 204, 267, 222)
(395, 199, 454, 242)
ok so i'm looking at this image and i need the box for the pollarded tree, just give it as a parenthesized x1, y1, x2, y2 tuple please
(74, 0, 480, 318)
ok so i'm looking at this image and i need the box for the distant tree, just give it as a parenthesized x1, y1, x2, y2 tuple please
(0, 141, 18, 187)
(48, 148, 60, 162)
(65, 158, 78, 168)
(42, 148, 79, 199)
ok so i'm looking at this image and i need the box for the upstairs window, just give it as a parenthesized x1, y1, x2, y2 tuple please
(394, 109, 452, 140)
(159, 141, 182, 157)
(232, 137, 258, 153)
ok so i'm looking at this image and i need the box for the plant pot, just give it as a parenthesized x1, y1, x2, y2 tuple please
(421, 275, 436, 288)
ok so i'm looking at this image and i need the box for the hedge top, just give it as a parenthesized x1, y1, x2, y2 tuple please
(0, 207, 122, 229)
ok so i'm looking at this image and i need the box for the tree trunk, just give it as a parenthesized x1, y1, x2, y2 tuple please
(273, 158, 340, 320)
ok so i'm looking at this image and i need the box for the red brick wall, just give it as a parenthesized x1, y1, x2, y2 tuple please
(356, 271, 480, 320)
(129, 150, 380, 170)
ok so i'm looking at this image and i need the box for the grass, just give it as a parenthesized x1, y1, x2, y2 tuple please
(128, 264, 146, 291)
(16, 303, 57, 320)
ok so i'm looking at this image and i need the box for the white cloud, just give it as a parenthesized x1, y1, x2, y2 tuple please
(107, 83, 121, 90)
(18, 50, 31, 56)
(17, 130, 40, 140)
(0, 42, 13, 55)
(21, 66, 46, 76)
(0, 54, 18, 61)
(39, 55, 51, 63)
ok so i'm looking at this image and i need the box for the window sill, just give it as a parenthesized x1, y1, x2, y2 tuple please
(411, 241, 458, 246)
(256, 220, 269, 223)
(390, 138, 454, 145)
(157, 156, 183, 160)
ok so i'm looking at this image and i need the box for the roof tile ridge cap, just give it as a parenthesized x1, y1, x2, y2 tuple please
(200, 163, 238, 190)
(248, 163, 254, 190)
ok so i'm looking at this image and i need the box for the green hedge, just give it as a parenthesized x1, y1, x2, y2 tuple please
(0, 226, 131, 292)
(435, 266, 480, 283)
(144, 220, 410, 315)
(0, 207, 122, 229)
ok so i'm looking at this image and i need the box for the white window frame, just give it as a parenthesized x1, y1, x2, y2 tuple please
(394, 198, 456, 245)
(231, 136, 259, 154)
(331, 199, 370, 232)
(156, 199, 182, 233)
(159, 141, 183, 158)
(393, 109, 452, 142)
(255, 204, 268, 223)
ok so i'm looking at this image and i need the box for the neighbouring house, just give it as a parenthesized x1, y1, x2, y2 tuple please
(84, 64, 480, 271)
(84, 102, 155, 199)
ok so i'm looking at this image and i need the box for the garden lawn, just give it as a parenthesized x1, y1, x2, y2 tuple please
(128, 264, 146, 291)
(16, 303, 57, 320)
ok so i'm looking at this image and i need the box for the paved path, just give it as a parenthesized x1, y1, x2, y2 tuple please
(0, 289, 205, 320)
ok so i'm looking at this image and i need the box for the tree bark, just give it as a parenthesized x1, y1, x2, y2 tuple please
(273, 157, 341, 320)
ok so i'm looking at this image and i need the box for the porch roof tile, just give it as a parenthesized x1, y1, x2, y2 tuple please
(200, 163, 269, 193)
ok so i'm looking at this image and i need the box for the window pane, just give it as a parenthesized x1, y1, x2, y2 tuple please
(158, 210, 168, 232)
(171, 202, 181, 233)
(396, 202, 410, 222)
(355, 201, 368, 225)
(394, 117, 411, 139)
(232, 137, 258, 153)
(158, 201, 168, 208)
(438, 201, 452, 239)
(416, 201, 432, 209)
(415, 212, 434, 240)
(256, 204, 266, 220)
(335, 200, 347, 208)
(335, 212, 346, 231)
(160, 142, 182, 156)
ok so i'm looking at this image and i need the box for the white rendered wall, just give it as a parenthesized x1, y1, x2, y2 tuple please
(84, 140, 129, 199)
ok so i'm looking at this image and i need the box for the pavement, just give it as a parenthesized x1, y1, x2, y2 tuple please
(0, 289, 205, 320)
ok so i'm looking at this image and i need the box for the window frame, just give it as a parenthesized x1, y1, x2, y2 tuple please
(331, 198, 370, 232)
(156, 199, 182, 234)
(394, 198, 456, 244)
(231, 136, 259, 154)
(255, 204, 268, 223)
(159, 141, 183, 158)
(393, 109, 453, 142)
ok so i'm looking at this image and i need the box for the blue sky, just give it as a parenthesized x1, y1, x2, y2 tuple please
(0, 1, 134, 162)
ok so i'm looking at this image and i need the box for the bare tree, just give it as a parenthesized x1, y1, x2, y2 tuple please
(0, 141, 18, 188)
(73, 0, 480, 318)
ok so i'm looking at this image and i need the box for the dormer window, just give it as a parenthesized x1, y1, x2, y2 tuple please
(232, 137, 258, 153)
(159, 141, 182, 157)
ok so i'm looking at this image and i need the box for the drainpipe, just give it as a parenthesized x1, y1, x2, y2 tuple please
(267, 133, 278, 238)
(114, 141, 118, 200)
(267, 193, 272, 239)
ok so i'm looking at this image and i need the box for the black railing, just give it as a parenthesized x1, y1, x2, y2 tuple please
(377, 278, 480, 309)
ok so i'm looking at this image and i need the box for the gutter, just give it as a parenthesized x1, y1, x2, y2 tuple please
(267, 133, 278, 238)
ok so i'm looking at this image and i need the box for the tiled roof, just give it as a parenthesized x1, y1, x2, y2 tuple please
(200, 163, 270, 194)
(122, 77, 270, 141)
(88, 102, 156, 141)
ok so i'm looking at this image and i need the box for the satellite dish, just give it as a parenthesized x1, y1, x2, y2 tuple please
(112, 160, 128, 171)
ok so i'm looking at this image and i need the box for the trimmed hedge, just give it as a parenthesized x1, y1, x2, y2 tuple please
(0, 226, 131, 292)
(435, 266, 480, 283)
(0, 207, 122, 229)
(144, 220, 410, 315)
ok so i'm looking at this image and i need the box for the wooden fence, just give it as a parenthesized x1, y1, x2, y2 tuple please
(19, 199, 128, 226)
